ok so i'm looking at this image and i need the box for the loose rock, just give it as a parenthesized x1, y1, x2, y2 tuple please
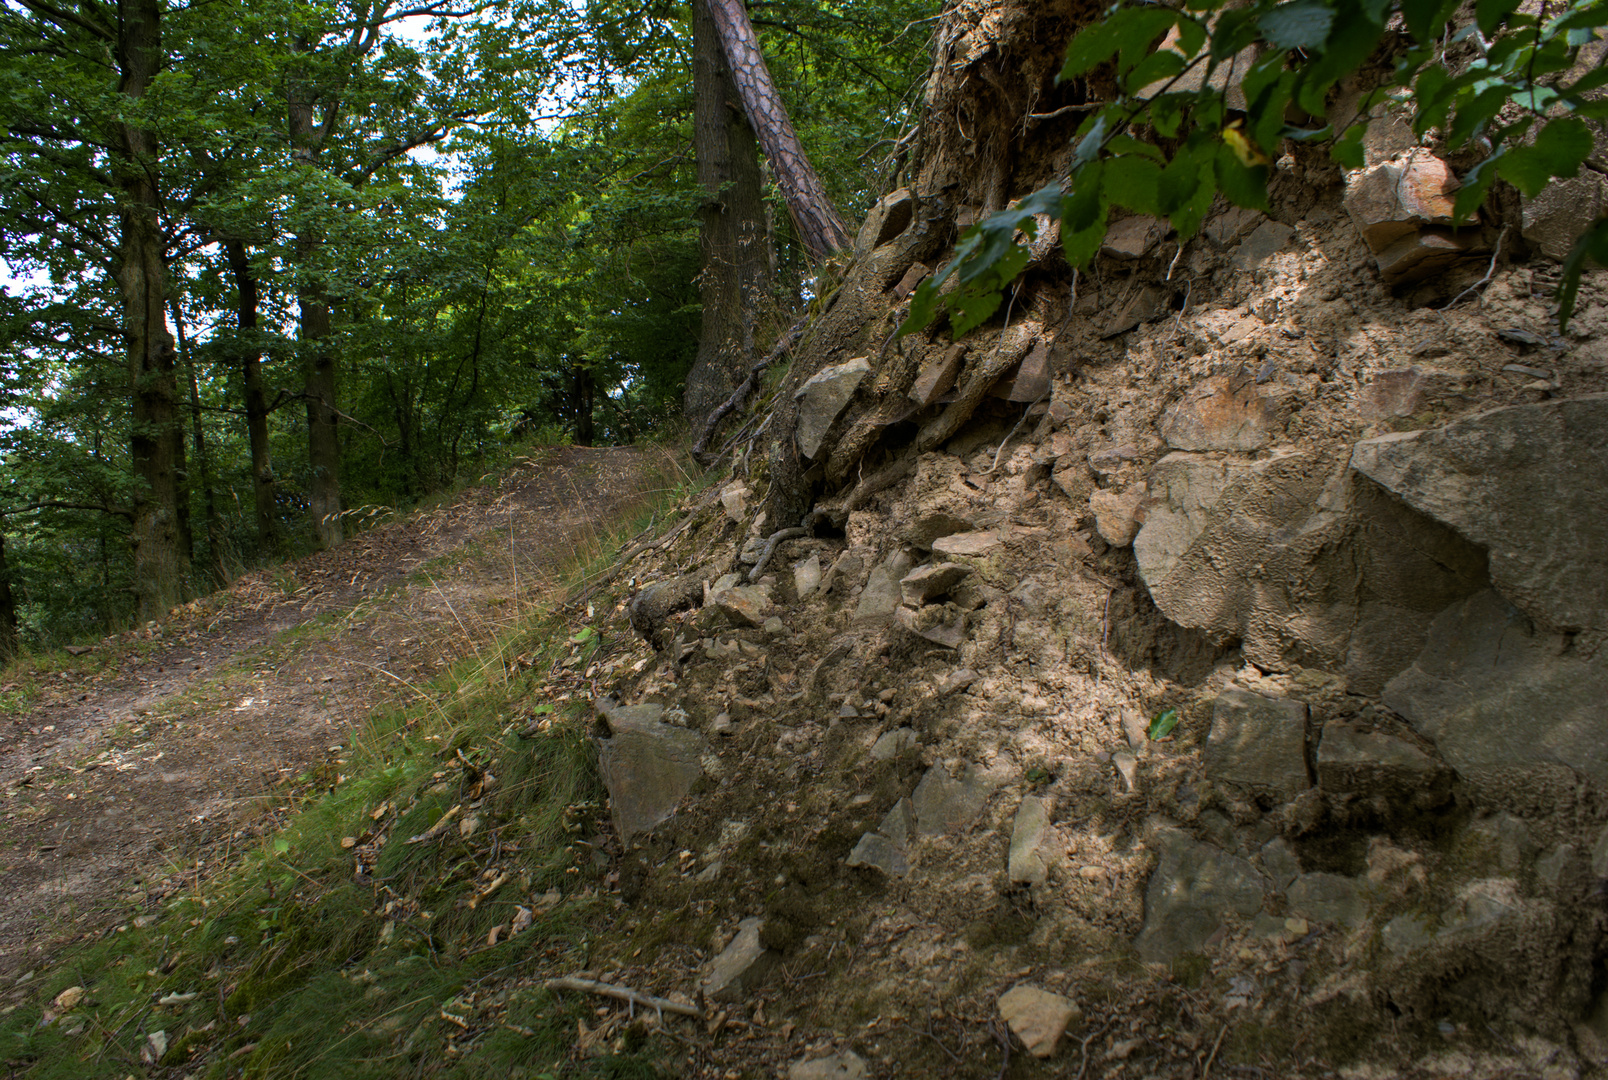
(704, 917, 778, 1002)
(997, 985, 1079, 1058)
(1203, 690, 1310, 798)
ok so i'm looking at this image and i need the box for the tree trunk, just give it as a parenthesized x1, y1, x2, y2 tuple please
(172, 302, 226, 585)
(299, 285, 344, 549)
(115, 0, 191, 622)
(289, 78, 344, 550)
(686, 0, 774, 423)
(573, 362, 596, 446)
(706, 0, 851, 260)
(223, 240, 281, 555)
(0, 529, 17, 664)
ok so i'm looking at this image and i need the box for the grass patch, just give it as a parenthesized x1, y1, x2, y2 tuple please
(0, 447, 708, 1079)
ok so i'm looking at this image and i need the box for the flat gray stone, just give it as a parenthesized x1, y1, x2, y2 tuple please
(931, 530, 1001, 557)
(1136, 831, 1266, 963)
(894, 605, 968, 649)
(1008, 797, 1053, 884)
(902, 512, 975, 551)
(1233, 220, 1295, 269)
(1316, 719, 1445, 800)
(704, 917, 778, 1002)
(1351, 396, 1608, 634)
(912, 763, 995, 836)
(900, 562, 971, 606)
(794, 357, 871, 460)
(1383, 590, 1608, 785)
(1286, 872, 1368, 928)
(1259, 837, 1301, 892)
(879, 798, 914, 846)
(852, 565, 903, 623)
(789, 1050, 867, 1080)
(597, 721, 706, 840)
(709, 585, 770, 628)
(846, 832, 909, 877)
(870, 728, 918, 761)
(594, 698, 666, 734)
(1204, 690, 1310, 798)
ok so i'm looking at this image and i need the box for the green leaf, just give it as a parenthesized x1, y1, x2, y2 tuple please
(900, 277, 947, 337)
(1065, 161, 1108, 232)
(1400, 0, 1460, 41)
(1446, 83, 1513, 147)
(1176, 15, 1208, 56)
(1061, 21, 1120, 80)
(1148, 708, 1180, 740)
(1454, 148, 1503, 219)
(1215, 143, 1271, 210)
(1259, 0, 1335, 50)
(1126, 48, 1189, 93)
(1114, 7, 1184, 75)
(1497, 117, 1594, 197)
(1106, 155, 1164, 215)
(1558, 214, 1608, 330)
(1072, 112, 1112, 168)
(1476, 0, 1523, 34)
(1212, 6, 1264, 58)
(1296, 3, 1388, 114)
(273, 838, 290, 855)
(1331, 122, 1367, 169)
(950, 288, 1006, 338)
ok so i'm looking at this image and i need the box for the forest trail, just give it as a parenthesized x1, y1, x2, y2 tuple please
(0, 445, 667, 981)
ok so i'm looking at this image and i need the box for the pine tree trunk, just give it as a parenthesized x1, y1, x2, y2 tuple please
(115, 0, 191, 621)
(224, 240, 281, 555)
(686, 0, 774, 423)
(705, 0, 851, 260)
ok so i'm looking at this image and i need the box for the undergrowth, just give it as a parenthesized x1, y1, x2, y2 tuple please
(0, 447, 706, 1080)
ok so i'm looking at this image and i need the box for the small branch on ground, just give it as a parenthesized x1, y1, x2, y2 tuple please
(545, 976, 703, 1019)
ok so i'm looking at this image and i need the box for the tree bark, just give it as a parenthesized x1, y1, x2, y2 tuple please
(686, 0, 774, 422)
(705, 0, 852, 260)
(115, 0, 191, 621)
(172, 301, 226, 585)
(223, 239, 281, 554)
(298, 284, 344, 549)
(0, 530, 17, 664)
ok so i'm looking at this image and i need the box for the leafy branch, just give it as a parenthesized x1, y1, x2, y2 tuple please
(904, 0, 1608, 337)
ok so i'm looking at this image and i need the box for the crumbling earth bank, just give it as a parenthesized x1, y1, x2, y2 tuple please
(586, 2, 1608, 1075)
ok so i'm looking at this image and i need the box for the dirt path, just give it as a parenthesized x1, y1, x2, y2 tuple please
(0, 445, 666, 980)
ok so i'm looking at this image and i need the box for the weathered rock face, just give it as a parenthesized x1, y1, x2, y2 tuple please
(1351, 395, 1608, 635)
(1342, 151, 1481, 284)
(1136, 830, 1266, 962)
(705, 917, 778, 1002)
(794, 357, 871, 460)
(1384, 590, 1608, 786)
(997, 984, 1079, 1057)
(594, 700, 707, 840)
(1203, 690, 1310, 799)
(1160, 373, 1288, 451)
(1133, 449, 1488, 693)
(911, 763, 996, 836)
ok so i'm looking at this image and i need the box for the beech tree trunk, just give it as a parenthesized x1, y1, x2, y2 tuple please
(115, 0, 191, 621)
(706, 0, 851, 260)
(223, 239, 281, 554)
(686, 0, 775, 423)
(298, 284, 344, 549)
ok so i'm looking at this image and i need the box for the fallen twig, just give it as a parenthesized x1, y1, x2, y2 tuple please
(545, 976, 703, 1019)
(1203, 1022, 1230, 1080)
(404, 804, 460, 845)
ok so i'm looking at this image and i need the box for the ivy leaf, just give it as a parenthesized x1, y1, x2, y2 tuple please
(1148, 708, 1180, 740)
(1497, 116, 1593, 197)
(1259, 0, 1335, 50)
(1454, 148, 1502, 220)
